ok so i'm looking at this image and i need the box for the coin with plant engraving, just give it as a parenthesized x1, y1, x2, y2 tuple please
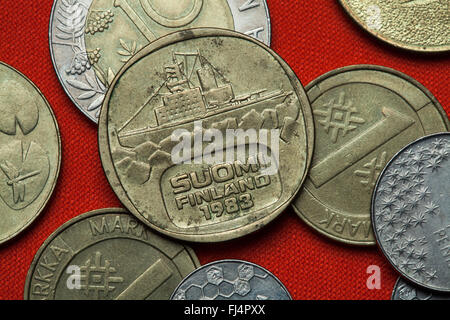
(339, 0, 450, 52)
(292, 65, 449, 245)
(99, 29, 313, 242)
(0, 62, 61, 245)
(50, 0, 271, 123)
(373, 133, 450, 292)
(392, 277, 450, 300)
(24, 208, 200, 300)
(171, 260, 291, 300)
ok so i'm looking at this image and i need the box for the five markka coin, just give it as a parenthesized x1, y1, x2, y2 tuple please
(0, 62, 61, 245)
(99, 28, 313, 242)
(292, 65, 449, 245)
(372, 133, 450, 292)
(49, 0, 272, 123)
(339, 0, 450, 52)
(392, 277, 450, 300)
(171, 259, 292, 300)
(24, 208, 200, 300)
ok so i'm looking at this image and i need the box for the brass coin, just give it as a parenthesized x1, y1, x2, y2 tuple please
(77, 0, 271, 122)
(339, 0, 450, 52)
(24, 208, 200, 300)
(99, 28, 313, 242)
(292, 65, 449, 246)
(0, 62, 61, 245)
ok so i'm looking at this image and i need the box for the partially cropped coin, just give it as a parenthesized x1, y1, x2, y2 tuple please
(49, 0, 271, 123)
(171, 260, 291, 300)
(24, 208, 200, 300)
(99, 28, 313, 242)
(392, 277, 450, 300)
(373, 133, 450, 292)
(292, 65, 449, 246)
(339, 0, 450, 52)
(0, 62, 61, 245)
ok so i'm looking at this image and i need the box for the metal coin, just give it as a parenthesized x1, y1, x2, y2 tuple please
(292, 65, 449, 246)
(171, 259, 291, 300)
(49, 0, 271, 123)
(99, 29, 313, 242)
(24, 208, 200, 300)
(372, 133, 450, 292)
(392, 277, 450, 300)
(0, 62, 61, 245)
(339, 0, 450, 53)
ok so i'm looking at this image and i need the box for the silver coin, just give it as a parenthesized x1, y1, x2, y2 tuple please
(392, 277, 450, 301)
(171, 260, 291, 300)
(49, 0, 272, 123)
(372, 133, 450, 292)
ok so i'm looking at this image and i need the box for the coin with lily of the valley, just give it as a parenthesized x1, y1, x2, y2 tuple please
(392, 277, 450, 300)
(99, 29, 313, 242)
(171, 260, 291, 300)
(339, 0, 450, 52)
(0, 62, 61, 245)
(50, 0, 271, 123)
(373, 133, 450, 292)
(24, 208, 200, 300)
(292, 65, 449, 246)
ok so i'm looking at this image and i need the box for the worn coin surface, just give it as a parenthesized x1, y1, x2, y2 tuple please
(171, 260, 291, 300)
(373, 133, 450, 292)
(24, 208, 200, 300)
(49, 0, 271, 123)
(292, 65, 449, 245)
(392, 277, 450, 300)
(0, 62, 61, 245)
(339, 0, 450, 52)
(99, 28, 313, 242)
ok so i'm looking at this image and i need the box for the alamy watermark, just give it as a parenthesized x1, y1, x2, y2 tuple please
(366, 5, 382, 31)
(366, 265, 381, 290)
(170, 120, 280, 176)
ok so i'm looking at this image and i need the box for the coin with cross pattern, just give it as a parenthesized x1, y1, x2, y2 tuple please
(292, 65, 449, 245)
(24, 208, 200, 300)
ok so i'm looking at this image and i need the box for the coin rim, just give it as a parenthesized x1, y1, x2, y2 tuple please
(391, 276, 450, 300)
(48, 0, 94, 122)
(48, 0, 273, 123)
(23, 207, 201, 299)
(98, 27, 313, 242)
(169, 259, 292, 300)
(292, 64, 450, 246)
(371, 132, 450, 292)
(0, 62, 62, 245)
(391, 277, 402, 300)
(339, 0, 450, 53)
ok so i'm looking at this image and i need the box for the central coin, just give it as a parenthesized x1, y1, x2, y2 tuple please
(99, 29, 313, 242)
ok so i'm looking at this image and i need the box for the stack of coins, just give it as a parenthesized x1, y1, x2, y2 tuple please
(0, 0, 447, 300)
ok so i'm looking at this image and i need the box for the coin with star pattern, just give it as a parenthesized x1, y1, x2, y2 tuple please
(373, 133, 450, 292)
(292, 65, 449, 246)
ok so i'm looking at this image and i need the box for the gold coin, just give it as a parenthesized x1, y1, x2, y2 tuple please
(24, 208, 200, 300)
(99, 29, 314, 242)
(0, 62, 61, 244)
(84, 0, 271, 105)
(340, 0, 450, 52)
(292, 65, 449, 245)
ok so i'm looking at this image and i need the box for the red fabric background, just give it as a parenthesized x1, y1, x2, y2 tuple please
(0, 0, 448, 300)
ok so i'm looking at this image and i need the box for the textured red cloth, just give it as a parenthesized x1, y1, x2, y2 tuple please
(0, 0, 448, 300)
